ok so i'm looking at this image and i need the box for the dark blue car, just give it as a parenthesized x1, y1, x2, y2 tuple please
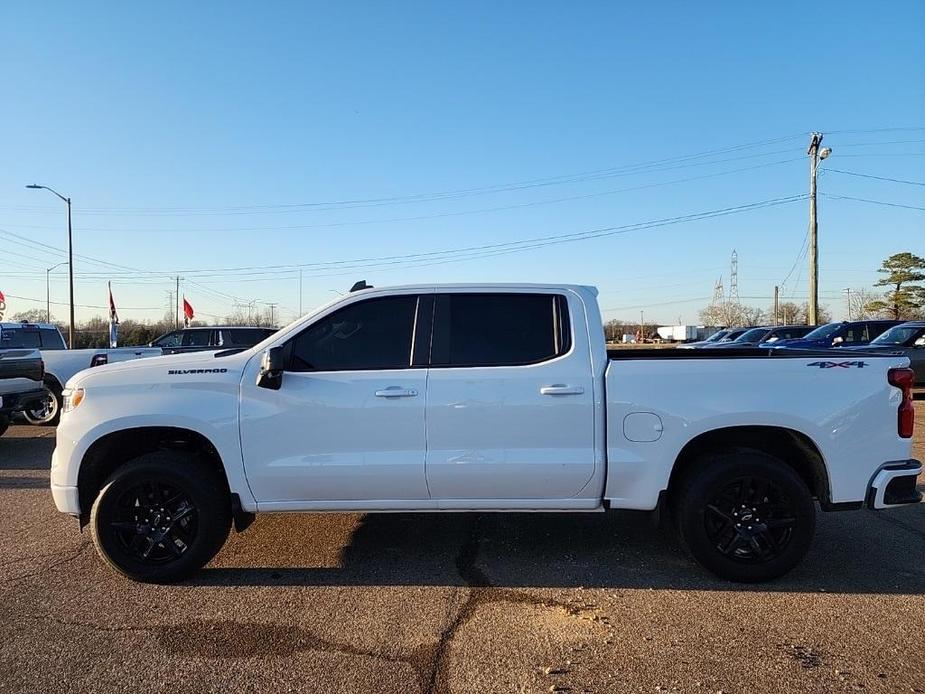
(770, 319, 902, 350)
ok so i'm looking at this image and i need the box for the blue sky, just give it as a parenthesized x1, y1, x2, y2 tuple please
(1, 1, 922, 325)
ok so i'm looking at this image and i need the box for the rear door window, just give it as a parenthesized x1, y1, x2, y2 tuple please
(223, 328, 271, 346)
(867, 322, 894, 341)
(181, 329, 212, 347)
(430, 293, 570, 367)
(39, 328, 66, 349)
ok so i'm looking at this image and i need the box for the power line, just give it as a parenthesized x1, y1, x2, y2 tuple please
(0, 133, 808, 217)
(821, 193, 925, 211)
(10, 158, 805, 234)
(824, 169, 925, 186)
(2, 195, 808, 283)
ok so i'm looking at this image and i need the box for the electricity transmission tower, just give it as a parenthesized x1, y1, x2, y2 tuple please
(729, 250, 740, 305)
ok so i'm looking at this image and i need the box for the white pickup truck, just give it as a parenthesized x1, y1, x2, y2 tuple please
(50, 284, 921, 584)
(0, 322, 162, 425)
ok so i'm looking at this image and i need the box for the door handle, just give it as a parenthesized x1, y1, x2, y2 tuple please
(540, 384, 585, 395)
(375, 387, 419, 398)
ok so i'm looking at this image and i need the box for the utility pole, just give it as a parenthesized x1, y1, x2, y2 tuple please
(773, 285, 780, 325)
(266, 303, 278, 327)
(639, 310, 644, 342)
(175, 276, 180, 329)
(299, 269, 303, 317)
(807, 133, 832, 326)
(843, 288, 852, 320)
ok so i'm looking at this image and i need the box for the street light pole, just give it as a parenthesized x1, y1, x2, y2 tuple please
(45, 262, 68, 323)
(27, 184, 75, 347)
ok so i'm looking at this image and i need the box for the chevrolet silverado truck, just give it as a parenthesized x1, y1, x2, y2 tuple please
(49, 284, 921, 584)
(0, 322, 162, 425)
(0, 348, 46, 437)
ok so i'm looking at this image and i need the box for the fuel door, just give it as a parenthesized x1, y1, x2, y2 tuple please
(623, 412, 664, 442)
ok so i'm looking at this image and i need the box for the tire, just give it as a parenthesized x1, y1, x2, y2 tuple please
(672, 450, 816, 583)
(89, 451, 231, 583)
(0, 415, 9, 438)
(21, 382, 61, 426)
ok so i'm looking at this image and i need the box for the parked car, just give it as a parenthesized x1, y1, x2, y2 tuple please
(50, 283, 920, 584)
(150, 326, 277, 355)
(0, 322, 162, 425)
(677, 327, 750, 349)
(0, 348, 46, 437)
(705, 325, 814, 348)
(841, 321, 925, 385)
(770, 320, 903, 351)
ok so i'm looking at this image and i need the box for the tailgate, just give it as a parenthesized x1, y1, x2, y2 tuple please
(0, 350, 43, 383)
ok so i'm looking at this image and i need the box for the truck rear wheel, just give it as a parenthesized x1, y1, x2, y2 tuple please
(672, 450, 815, 583)
(89, 452, 231, 583)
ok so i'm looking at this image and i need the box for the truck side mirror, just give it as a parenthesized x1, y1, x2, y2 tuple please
(256, 346, 285, 390)
(915, 337, 925, 348)
(832, 336, 844, 345)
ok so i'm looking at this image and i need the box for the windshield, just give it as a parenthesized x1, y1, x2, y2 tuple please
(802, 322, 843, 340)
(704, 330, 729, 342)
(734, 328, 770, 343)
(870, 325, 925, 345)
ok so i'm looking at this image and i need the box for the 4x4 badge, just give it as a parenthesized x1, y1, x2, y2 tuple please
(806, 361, 868, 369)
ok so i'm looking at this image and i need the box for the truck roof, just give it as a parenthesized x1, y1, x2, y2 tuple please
(0, 322, 59, 330)
(348, 282, 599, 295)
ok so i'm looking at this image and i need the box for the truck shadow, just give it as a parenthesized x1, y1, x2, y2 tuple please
(196, 504, 925, 594)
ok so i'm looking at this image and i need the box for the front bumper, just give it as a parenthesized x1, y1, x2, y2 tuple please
(867, 460, 923, 509)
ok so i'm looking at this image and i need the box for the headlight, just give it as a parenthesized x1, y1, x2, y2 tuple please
(61, 387, 85, 413)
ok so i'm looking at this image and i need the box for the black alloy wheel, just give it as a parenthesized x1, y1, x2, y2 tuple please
(673, 450, 815, 583)
(90, 452, 231, 583)
(107, 480, 199, 563)
(704, 475, 796, 563)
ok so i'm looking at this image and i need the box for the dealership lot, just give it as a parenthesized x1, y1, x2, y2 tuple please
(1, 406, 923, 694)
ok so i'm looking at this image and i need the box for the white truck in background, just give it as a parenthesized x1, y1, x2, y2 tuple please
(49, 284, 921, 584)
(0, 322, 162, 425)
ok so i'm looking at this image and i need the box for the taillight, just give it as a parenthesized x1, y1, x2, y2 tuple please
(90, 354, 108, 367)
(888, 367, 915, 438)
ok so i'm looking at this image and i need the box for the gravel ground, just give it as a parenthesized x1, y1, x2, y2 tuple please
(1, 404, 923, 694)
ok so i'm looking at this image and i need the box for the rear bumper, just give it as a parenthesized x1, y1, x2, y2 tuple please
(866, 460, 922, 509)
(0, 387, 46, 415)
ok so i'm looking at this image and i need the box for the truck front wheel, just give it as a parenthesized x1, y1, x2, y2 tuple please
(89, 452, 231, 583)
(672, 451, 816, 583)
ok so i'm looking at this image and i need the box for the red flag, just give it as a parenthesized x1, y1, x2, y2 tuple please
(108, 283, 119, 324)
(183, 297, 195, 322)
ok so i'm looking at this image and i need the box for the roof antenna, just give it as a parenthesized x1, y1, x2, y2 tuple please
(350, 280, 373, 292)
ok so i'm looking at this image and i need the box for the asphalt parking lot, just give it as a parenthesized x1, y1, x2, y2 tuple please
(1, 407, 923, 694)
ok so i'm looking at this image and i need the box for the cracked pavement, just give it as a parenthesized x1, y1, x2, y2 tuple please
(1, 405, 923, 694)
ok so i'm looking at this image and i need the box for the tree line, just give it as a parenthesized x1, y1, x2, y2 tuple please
(697, 251, 923, 328)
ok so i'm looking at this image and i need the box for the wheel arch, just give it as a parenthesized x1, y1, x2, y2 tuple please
(666, 425, 833, 508)
(76, 426, 232, 524)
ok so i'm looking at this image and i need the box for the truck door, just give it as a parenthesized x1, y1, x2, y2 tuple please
(239, 293, 430, 504)
(424, 291, 596, 503)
